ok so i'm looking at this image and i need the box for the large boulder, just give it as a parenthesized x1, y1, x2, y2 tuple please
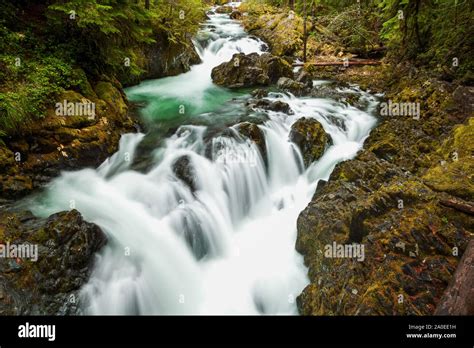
(289, 118, 329, 167)
(246, 98, 293, 114)
(211, 53, 293, 89)
(120, 35, 201, 85)
(0, 209, 106, 314)
(277, 77, 308, 96)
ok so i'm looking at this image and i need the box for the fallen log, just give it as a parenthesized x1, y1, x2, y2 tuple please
(435, 239, 474, 315)
(293, 60, 381, 67)
(440, 198, 474, 215)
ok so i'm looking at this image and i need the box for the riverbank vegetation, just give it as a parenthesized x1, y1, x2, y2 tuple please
(241, 0, 473, 82)
(0, 0, 205, 135)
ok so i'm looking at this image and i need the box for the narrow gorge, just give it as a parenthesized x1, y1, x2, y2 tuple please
(0, 0, 472, 317)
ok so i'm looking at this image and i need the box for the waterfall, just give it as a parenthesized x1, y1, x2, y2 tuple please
(31, 5, 378, 315)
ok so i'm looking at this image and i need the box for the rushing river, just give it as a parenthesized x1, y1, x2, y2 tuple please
(31, 3, 377, 314)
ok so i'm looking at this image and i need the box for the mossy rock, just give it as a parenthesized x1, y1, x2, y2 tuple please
(237, 122, 266, 161)
(0, 209, 106, 314)
(215, 5, 233, 14)
(94, 81, 127, 117)
(211, 52, 292, 88)
(289, 117, 329, 167)
(0, 175, 33, 199)
(296, 149, 473, 315)
(423, 118, 474, 200)
(244, 12, 303, 57)
(0, 143, 16, 171)
(54, 91, 98, 129)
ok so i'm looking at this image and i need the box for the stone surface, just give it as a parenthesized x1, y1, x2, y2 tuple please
(246, 98, 293, 114)
(289, 118, 329, 167)
(277, 77, 307, 96)
(295, 68, 474, 315)
(211, 53, 293, 88)
(172, 155, 197, 192)
(296, 150, 473, 315)
(0, 209, 106, 315)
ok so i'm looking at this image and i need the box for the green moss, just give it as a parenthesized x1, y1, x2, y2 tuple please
(94, 81, 127, 116)
(423, 118, 474, 199)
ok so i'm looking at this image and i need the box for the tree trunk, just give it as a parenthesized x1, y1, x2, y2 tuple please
(435, 240, 474, 315)
(293, 60, 381, 67)
(289, 0, 295, 11)
(303, 0, 307, 62)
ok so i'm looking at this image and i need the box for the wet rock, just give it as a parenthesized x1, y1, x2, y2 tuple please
(251, 89, 269, 99)
(246, 98, 293, 114)
(0, 209, 106, 315)
(230, 10, 242, 20)
(289, 118, 329, 167)
(215, 6, 233, 14)
(172, 155, 197, 192)
(0, 175, 33, 199)
(296, 70, 313, 88)
(211, 52, 293, 88)
(236, 122, 266, 160)
(277, 77, 307, 96)
(310, 83, 368, 109)
(121, 35, 201, 85)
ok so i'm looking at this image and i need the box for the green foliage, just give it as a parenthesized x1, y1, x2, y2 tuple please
(378, 0, 473, 80)
(45, 0, 204, 77)
(0, 51, 85, 134)
(246, 0, 473, 81)
(0, 0, 205, 135)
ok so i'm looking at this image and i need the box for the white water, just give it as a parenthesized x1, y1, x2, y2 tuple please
(32, 5, 377, 315)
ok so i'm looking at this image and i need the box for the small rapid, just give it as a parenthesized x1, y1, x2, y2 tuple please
(31, 4, 378, 314)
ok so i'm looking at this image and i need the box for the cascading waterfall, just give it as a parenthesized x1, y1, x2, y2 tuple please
(31, 4, 378, 314)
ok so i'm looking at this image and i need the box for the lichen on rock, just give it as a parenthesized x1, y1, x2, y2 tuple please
(0, 209, 106, 315)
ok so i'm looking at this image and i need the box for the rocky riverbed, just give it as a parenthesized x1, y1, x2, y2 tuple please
(0, 1, 472, 315)
(232, 3, 474, 315)
(0, 29, 202, 314)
